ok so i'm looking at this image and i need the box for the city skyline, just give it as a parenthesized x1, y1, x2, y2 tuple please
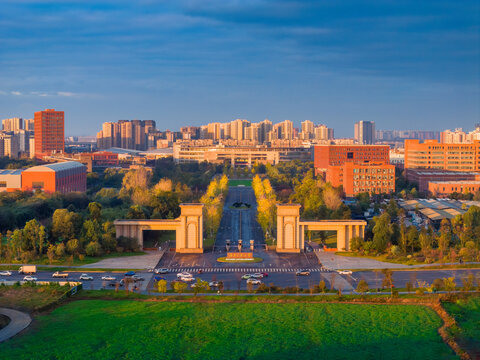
(1, 1, 478, 137)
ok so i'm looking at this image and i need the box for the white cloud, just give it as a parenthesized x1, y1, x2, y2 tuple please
(57, 91, 76, 97)
(11, 91, 22, 96)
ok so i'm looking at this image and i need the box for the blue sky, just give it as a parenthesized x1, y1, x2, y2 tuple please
(0, 0, 478, 137)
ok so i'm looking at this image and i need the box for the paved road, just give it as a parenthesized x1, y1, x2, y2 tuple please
(0, 270, 153, 291)
(0, 308, 31, 342)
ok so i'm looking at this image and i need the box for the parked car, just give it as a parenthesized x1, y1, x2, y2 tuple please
(337, 270, 352, 275)
(52, 271, 69, 278)
(155, 268, 169, 274)
(23, 276, 37, 281)
(0, 271, 12, 276)
(209, 281, 219, 288)
(124, 271, 136, 277)
(296, 270, 310, 276)
(241, 274, 252, 280)
(101, 275, 116, 281)
(79, 274, 94, 281)
(177, 272, 192, 278)
(246, 279, 261, 285)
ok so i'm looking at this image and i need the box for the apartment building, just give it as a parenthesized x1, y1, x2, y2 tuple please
(34, 109, 64, 159)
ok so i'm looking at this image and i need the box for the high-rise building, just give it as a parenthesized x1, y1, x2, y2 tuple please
(34, 109, 64, 159)
(24, 119, 35, 131)
(2, 117, 23, 132)
(354, 121, 375, 144)
(258, 119, 272, 144)
(207, 122, 221, 140)
(314, 125, 334, 141)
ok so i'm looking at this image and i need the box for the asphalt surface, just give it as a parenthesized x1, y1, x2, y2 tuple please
(0, 270, 153, 291)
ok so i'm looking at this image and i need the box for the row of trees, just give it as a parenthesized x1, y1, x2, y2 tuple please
(353, 205, 480, 262)
(252, 175, 277, 240)
(200, 175, 229, 240)
(289, 170, 350, 220)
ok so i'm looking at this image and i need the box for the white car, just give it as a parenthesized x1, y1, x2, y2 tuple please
(101, 275, 116, 281)
(79, 274, 94, 280)
(337, 270, 353, 275)
(177, 272, 192, 278)
(180, 276, 195, 282)
(0, 271, 12, 276)
(155, 268, 169, 274)
(209, 281, 220, 288)
(246, 279, 261, 285)
(23, 276, 37, 281)
(251, 273, 264, 279)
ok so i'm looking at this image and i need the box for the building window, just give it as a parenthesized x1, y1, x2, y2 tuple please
(32, 181, 44, 189)
(0, 181, 6, 188)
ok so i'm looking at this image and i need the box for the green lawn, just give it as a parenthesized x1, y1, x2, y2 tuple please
(2, 300, 456, 360)
(228, 179, 252, 187)
(443, 296, 480, 357)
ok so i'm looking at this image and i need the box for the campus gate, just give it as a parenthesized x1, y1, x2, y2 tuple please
(114, 204, 204, 253)
(276, 204, 366, 253)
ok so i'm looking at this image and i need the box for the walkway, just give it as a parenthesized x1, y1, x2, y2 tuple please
(81, 250, 165, 269)
(0, 308, 31, 342)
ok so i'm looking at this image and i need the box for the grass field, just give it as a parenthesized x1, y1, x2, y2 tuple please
(0, 284, 68, 311)
(443, 296, 480, 358)
(228, 179, 252, 187)
(1, 300, 456, 360)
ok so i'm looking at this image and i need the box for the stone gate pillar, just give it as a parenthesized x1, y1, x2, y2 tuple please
(276, 204, 302, 253)
(177, 204, 204, 253)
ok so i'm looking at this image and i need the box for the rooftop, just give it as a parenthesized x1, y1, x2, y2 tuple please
(0, 169, 24, 176)
(23, 161, 85, 172)
(429, 181, 480, 185)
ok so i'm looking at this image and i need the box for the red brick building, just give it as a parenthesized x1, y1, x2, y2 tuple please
(428, 181, 480, 197)
(327, 162, 395, 197)
(405, 139, 480, 171)
(34, 109, 64, 160)
(405, 168, 480, 193)
(22, 161, 86, 193)
(314, 145, 390, 174)
(75, 151, 119, 171)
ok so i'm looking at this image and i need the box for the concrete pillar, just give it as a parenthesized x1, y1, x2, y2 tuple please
(137, 227, 143, 248)
(337, 226, 346, 251)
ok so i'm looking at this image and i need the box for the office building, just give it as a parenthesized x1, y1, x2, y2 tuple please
(34, 109, 64, 159)
(404, 139, 480, 171)
(173, 142, 312, 168)
(405, 168, 480, 193)
(354, 121, 375, 144)
(428, 181, 480, 197)
(24, 119, 35, 131)
(314, 145, 390, 174)
(327, 162, 395, 197)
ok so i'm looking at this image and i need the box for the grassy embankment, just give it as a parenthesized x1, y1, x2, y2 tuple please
(1, 298, 456, 360)
(444, 296, 480, 358)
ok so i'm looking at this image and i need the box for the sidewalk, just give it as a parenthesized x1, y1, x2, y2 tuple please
(0, 308, 31, 342)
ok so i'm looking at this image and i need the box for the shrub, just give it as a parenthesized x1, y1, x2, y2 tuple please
(85, 241, 102, 257)
(432, 278, 444, 291)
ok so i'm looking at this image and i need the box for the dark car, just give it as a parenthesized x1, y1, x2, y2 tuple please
(124, 271, 136, 277)
(154, 276, 166, 281)
(296, 270, 311, 276)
